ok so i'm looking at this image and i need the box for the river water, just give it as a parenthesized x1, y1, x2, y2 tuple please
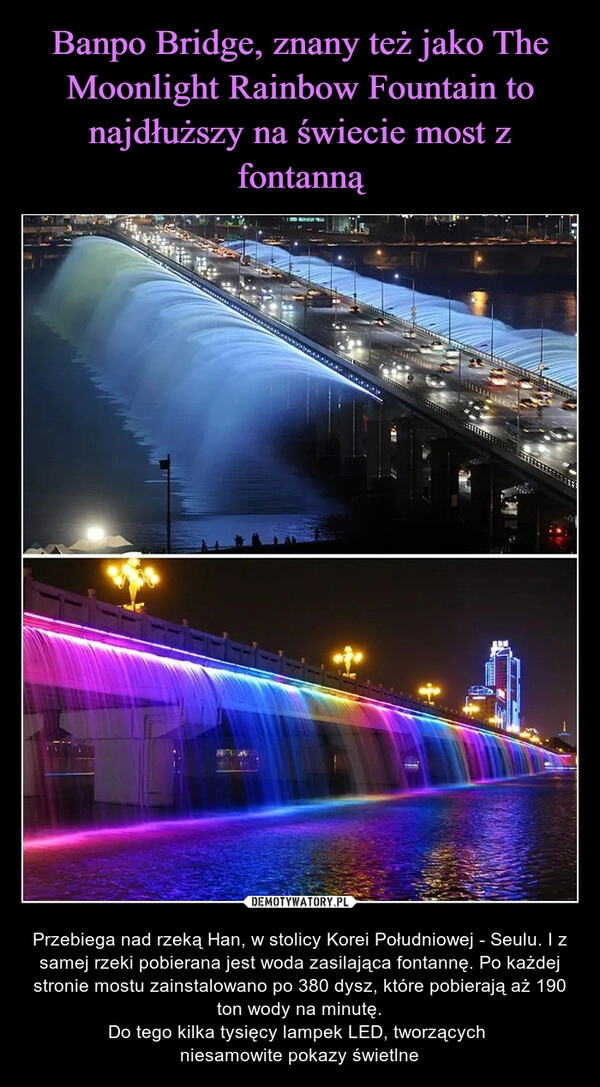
(23, 772, 576, 902)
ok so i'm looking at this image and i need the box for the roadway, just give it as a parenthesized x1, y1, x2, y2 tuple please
(113, 221, 577, 508)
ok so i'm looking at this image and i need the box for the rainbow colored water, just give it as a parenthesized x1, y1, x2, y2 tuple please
(24, 615, 561, 829)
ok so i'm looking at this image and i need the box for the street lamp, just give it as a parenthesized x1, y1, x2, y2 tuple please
(159, 454, 171, 553)
(375, 249, 385, 317)
(333, 645, 363, 679)
(418, 682, 441, 706)
(396, 274, 417, 332)
(463, 702, 481, 717)
(329, 253, 342, 301)
(107, 557, 159, 611)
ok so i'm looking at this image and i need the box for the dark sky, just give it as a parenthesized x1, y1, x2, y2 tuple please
(24, 555, 577, 738)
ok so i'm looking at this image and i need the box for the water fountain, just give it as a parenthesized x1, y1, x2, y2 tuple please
(35, 237, 369, 523)
(23, 614, 561, 830)
(234, 241, 577, 387)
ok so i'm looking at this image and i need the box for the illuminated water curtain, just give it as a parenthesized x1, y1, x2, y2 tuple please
(37, 237, 373, 518)
(23, 617, 563, 821)
(237, 241, 577, 388)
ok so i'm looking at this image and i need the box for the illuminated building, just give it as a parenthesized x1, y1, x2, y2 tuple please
(483, 639, 522, 733)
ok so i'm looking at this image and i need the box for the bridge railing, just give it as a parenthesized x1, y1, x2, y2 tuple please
(109, 228, 577, 399)
(23, 571, 492, 730)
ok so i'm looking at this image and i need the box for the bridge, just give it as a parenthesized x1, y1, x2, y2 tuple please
(23, 572, 563, 814)
(106, 225, 577, 548)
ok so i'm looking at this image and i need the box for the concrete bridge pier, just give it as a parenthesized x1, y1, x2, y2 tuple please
(23, 713, 45, 797)
(58, 708, 186, 807)
(428, 436, 462, 520)
(336, 395, 369, 483)
(469, 461, 515, 550)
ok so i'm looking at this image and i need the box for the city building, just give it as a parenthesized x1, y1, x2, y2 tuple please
(484, 639, 521, 733)
(464, 640, 522, 733)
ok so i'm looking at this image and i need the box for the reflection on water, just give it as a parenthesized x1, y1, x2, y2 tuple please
(23, 774, 576, 902)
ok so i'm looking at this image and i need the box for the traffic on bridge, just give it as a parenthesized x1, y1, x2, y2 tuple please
(118, 221, 577, 489)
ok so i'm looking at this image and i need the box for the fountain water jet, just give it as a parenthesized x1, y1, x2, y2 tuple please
(36, 237, 372, 519)
(234, 241, 577, 387)
(23, 616, 563, 831)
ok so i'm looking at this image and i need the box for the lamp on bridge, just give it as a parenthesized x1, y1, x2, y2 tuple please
(418, 682, 441, 706)
(376, 249, 385, 317)
(395, 273, 417, 332)
(333, 645, 363, 680)
(463, 702, 481, 717)
(159, 454, 172, 553)
(107, 557, 159, 612)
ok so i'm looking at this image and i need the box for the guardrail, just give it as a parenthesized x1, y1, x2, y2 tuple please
(24, 571, 510, 737)
(105, 230, 577, 496)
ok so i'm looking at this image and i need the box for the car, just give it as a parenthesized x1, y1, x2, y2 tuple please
(562, 462, 577, 478)
(514, 378, 534, 388)
(469, 357, 485, 368)
(403, 330, 417, 338)
(382, 364, 410, 378)
(439, 363, 455, 372)
(349, 304, 360, 313)
(445, 349, 460, 358)
(382, 360, 410, 373)
(430, 341, 445, 351)
(490, 367, 507, 377)
(463, 398, 492, 420)
(534, 389, 553, 405)
(562, 397, 577, 410)
(519, 397, 541, 409)
(504, 420, 549, 441)
(547, 426, 575, 442)
(374, 317, 388, 326)
(489, 374, 509, 386)
(419, 344, 434, 353)
(521, 440, 547, 456)
(425, 374, 446, 387)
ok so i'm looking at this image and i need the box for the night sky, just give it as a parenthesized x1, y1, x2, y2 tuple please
(23, 555, 577, 738)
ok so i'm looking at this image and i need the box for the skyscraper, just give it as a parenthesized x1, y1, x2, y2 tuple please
(484, 639, 521, 733)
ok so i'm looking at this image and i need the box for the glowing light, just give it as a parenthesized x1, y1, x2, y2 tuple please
(333, 645, 364, 678)
(419, 682, 441, 706)
(86, 526, 105, 542)
(107, 558, 159, 611)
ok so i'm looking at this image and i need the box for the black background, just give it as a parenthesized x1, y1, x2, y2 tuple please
(20, 11, 581, 1076)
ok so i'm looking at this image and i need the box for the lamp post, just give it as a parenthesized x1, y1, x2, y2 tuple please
(159, 454, 171, 554)
(329, 253, 342, 302)
(107, 557, 159, 611)
(375, 249, 386, 317)
(418, 682, 441, 706)
(463, 702, 481, 717)
(537, 320, 547, 387)
(333, 645, 363, 680)
(397, 274, 417, 332)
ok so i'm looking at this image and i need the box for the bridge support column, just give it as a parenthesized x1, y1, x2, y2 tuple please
(23, 713, 45, 796)
(61, 708, 182, 807)
(336, 395, 368, 483)
(469, 462, 514, 551)
(428, 438, 462, 520)
(391, 415, 429, 511)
